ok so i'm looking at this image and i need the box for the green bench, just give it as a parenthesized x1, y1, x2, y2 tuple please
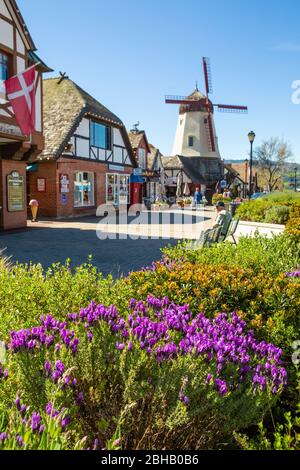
(197, 218, 240, 248)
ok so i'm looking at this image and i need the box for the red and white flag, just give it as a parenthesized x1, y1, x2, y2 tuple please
(4, 66, 36, 136)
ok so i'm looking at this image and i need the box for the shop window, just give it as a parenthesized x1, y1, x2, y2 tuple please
(90, 121, 111, 149)
(106, 173, 130, 205)
(74, 171, 95, 207)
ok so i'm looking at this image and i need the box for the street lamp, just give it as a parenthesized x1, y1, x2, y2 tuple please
(295, 167, 298, 192)
(248, 131, 256, 197)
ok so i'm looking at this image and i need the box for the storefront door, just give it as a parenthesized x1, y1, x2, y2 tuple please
(106, 174, 130, 206)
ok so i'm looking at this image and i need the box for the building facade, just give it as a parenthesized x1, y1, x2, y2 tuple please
(29, 78, 137, 218)
(0, 0, 50, 229)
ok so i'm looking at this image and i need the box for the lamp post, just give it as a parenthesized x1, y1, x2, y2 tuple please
(295, 167, 298, 192)
(248, 131, 256, 197)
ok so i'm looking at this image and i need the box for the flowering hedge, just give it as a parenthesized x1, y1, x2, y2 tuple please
(0, 297, 287, 450)
(127, 261, 300, 351)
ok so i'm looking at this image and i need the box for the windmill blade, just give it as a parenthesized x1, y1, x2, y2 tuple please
(205, 113, 216, 153)
(203, 57, 213, 96)
(165, 95, 197, 104)
(216, 104, 248, 114)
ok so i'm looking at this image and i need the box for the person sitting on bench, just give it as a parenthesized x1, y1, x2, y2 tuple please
(213, 201, 232, 241)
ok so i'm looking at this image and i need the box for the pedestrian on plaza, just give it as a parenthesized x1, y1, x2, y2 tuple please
(194, 187, 203, 210)
(213, 201, 232, 241)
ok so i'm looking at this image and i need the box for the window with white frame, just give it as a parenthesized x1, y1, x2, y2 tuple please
(74, 171, 95, 207)
(106, 174, 130, 205)
(138, 148, 146, 170)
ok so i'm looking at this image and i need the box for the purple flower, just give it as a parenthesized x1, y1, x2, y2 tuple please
(87, 331, 93, 342)
(39, 425, 45, 435)
(15, 396, 21, 411)
(0, 432, 7, 443)
(206, 373, 213, 385)
(44, 360, 51, 376)
(16, 434, 24, 448)
(61, 416, 70, 429)
(31, 412, 41, 432)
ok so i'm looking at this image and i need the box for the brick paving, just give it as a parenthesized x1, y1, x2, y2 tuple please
(0, 209, 215, 277)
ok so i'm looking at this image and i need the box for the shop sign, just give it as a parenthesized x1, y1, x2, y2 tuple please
(109, 165, 124, 172)
(0, 122, 23, 137)
(37, 178, 46, 192)
(7, 171, 25, 212)
(220, 180, 227, 189)
(60, 174, 70, 193)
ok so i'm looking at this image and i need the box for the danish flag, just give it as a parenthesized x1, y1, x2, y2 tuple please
(4, 65, 36, 136)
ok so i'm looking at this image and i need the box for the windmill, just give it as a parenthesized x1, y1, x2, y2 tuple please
(165, 58, 248, 156)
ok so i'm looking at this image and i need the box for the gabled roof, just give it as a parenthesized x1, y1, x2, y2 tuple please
(161, 155, 222, 184)
(148, 144, 162, 171)
(41, 78, 136, 166)
(161, 155, 184, 170)
(179, 156, 222, 184)
(128, 130, 151, 154)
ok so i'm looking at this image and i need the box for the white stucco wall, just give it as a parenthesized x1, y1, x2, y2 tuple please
(75, 118, 90, 138)
(0, 17, 14, 49)
(113, 128, 125, 147)
(16, 30, 25, 55)
(172, 111, 221, 158)
(0, 0, 10, 18)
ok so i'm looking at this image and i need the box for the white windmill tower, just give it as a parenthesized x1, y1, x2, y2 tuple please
(165, 58, 248, 158)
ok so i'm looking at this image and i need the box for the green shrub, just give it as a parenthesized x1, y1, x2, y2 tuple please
(286, 217, 300, 237)
(0, 258, 131, 339)
(163, 233, 300, 277)
(264, 206, 290, 224)
(236, 191, 300, 224)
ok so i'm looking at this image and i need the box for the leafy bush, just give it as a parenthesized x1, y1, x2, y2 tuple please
(236, 191, 300, 224)
(264, 206, 290, 224)
(286, 217, 300, 237)
(0, 258, 131, 338)
(212, 194, 232, 205)
(163, 233, 300, 277)
(0, 298, 286, 450)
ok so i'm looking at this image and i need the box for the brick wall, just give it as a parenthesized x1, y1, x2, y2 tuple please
(29, 158, 133, 219)
(29, 161, 57, 217)
(0, 160, 27, 230)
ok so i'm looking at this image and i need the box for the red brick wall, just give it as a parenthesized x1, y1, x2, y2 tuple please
(29, 161, 57, 217)
(0, 160, 27, 230)
(29, 158, 133, 219)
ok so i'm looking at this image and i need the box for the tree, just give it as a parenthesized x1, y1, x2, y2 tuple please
(254, 138, 293, 192)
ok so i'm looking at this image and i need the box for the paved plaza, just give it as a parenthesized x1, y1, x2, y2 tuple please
(0, 209, 215, 277)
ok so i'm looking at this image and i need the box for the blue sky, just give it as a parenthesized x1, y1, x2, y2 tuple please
(19, 0, 300, 162)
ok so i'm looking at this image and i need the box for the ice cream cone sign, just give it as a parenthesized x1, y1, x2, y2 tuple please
(29, 199, 39, 222)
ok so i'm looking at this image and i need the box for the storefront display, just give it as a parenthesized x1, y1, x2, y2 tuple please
(106, 173, 130, 206)
(74, 171, 95, 207)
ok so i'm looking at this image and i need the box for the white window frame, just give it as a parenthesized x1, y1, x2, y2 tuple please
(74, 171, 95, 208)
(106, 173, 130, 206)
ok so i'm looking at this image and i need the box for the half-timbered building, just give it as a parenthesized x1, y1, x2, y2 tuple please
(0, 0, 50, 229)
(29, 77, 137, 218)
